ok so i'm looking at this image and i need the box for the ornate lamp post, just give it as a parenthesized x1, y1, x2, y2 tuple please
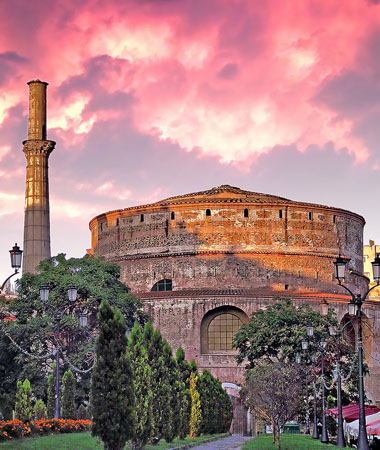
(39, 284, 87, 419)
(333, 255, 380, 450)
(1, 244, 23, 292)
(296, 352, 311, 435)
(302, 326, 329, 444)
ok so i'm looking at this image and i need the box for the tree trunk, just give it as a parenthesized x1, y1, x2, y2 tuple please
(272, 420, 276, 443)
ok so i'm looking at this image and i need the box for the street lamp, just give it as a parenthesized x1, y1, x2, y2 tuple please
(40, 284, 85, 419)
(303, 330, 329, 443)
(295, 353, 311, 435)
(333, 255, 380, 450)
(1, 244, 23, 292)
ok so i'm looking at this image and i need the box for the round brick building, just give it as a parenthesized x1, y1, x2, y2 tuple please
(89, 185, 380, 410)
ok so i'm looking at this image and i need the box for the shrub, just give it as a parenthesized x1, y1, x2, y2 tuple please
(189, 373, 201, 439)
(14, 379, 33, 423)
(34, 399, 47, 420)
(61, 370, 76, 419)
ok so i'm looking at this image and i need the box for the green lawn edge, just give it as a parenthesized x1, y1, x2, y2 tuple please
(243, 434, 337, 450)
(0, 431, 229, 450)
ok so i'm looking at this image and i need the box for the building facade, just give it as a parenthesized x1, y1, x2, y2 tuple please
(89, 185, 380, 407)
(364, 240, 380, 302)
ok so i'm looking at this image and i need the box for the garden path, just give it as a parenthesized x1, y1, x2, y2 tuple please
(176, 435, 252, 450)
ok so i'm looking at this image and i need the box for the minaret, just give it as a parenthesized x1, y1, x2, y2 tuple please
(22, 80, 56, 274)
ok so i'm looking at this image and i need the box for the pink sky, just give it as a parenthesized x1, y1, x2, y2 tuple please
(1, 0, 380, 280)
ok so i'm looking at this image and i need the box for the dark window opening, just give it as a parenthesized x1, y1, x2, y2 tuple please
(308, 212, 313, 220)
(208, 313, 243, 351)
(279, 209, 283, 219)
(116, 218, 119, 226)
(284, 284, 289, 290)
(100, 223, 103, 231)
(206, 209, 211, 217)
(151, 279, 172, 292)
(244, 208, 249, 218)
(140, 214, 144, 222)
(333, 215, 336, 223)
(171, 211, 175, 220)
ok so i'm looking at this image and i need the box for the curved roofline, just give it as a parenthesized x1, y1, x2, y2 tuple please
(89, 184, 365, 227)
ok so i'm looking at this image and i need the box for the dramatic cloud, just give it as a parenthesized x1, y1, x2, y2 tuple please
(0, 0, 380, 277)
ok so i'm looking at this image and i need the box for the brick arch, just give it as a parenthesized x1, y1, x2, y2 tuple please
(200, 305, 249, 354)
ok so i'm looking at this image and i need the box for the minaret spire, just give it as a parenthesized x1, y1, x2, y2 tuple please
(22, 80, 56, 274)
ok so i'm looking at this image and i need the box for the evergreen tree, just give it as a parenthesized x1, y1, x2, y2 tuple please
(189, 372, 201, 439)
(162, 341, 184, 442)
(198, 370, 218, 434)
(91, 300, 135, 450)
(61, 370, 76, 419)
(143, 321, 172, 442)
(129, 323, 153, 450)
(47, 363, 56, 419)
(176, 347, 191, 439)
(34, 399, 47, 420)
(14, 379, 33, 422)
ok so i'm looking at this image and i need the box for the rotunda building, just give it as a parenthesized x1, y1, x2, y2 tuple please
(89, 185, 380, 407)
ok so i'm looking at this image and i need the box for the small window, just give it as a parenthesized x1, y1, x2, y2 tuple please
(151, 279, 172, 292)
(279, 209, 283, 219)
(316, 271, 319, 280)
(206, 209, 211, 217)
(100, 223, 103, 231)
(308, 212, 313, 220)
(171, 211, 175, 220)
(116, 218, 119, 226)
(140, 214, 144, 222)
(333, 215, 336, 223)
(284, 284, 289, 290)
(244, 208, 249, 218)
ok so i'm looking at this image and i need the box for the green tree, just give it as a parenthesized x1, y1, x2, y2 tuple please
(234, 298, 337, 366)
(143, 321, 172, 443)
(241, 361, 304, 450)
(14, 379, 33, 423)
(47, 363, 56, 419)
(34, 399, 47, 420)
(91, 300, 135, 450)
(176, 347, 191, 439)
(189, 372, 201, 439)
(198, 370, 232, 434)
(61, 370, 76, 419)
(2, 254, 147, 409)
(129, 323, 153, 450)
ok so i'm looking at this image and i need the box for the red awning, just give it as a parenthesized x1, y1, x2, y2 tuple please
(327, 403, 380, 423)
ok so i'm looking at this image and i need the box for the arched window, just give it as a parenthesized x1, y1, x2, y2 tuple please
(151, 279, 172, 292)
(208, 313, 243, 351)
(244, 208, 249, 218)
(206, 209, 211, 217)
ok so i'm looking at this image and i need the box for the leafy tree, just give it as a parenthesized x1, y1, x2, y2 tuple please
(143, 321, 171, 443)
(234, 298, 337, 367)
(61, 370, 76, 419)
(15, 379, 33, 423)
(34, 399, 47, 420)
(47, 363, 57, 419)
(189, 372, 201, 439)
(129, 323, 153, 450)
(91, 300, 135, 450)
(241, 361, 304, 450)
(2, 254, 147, 409)
(176, 347, 191, 439)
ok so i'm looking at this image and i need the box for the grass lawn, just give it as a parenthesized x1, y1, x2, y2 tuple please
(243, 434, 337, 450)
(0, 432, 228, 450)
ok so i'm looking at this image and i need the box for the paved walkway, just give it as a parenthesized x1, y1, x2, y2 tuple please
(185, 435, 252, 450)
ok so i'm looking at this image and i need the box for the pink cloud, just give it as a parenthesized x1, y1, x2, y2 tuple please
(0, 0, 379, 166)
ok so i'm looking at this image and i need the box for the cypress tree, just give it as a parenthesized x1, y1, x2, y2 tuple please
(176, 347, 191, 439)
(189, 372, 201, 439)
(15, 379, 33, 423)
(91, 300, 135, 450)
(47, 363, 56, 419)
(129, 323, 153, 450)
(162, 341, 185, 442)
(34, 399, 47, 420)
(143, 321, 172, 443)
(61, 370, 76, 419)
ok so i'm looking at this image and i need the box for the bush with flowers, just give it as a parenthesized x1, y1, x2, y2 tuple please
(0, 419, 91, 441)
